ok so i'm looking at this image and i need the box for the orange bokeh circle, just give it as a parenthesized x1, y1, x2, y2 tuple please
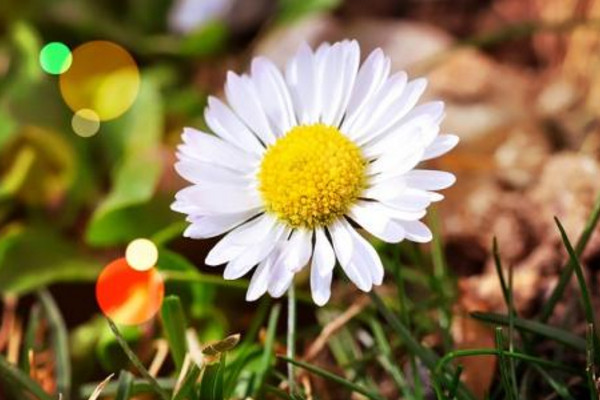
(96, 258, 164, 325)
(59, 41, 140, 121)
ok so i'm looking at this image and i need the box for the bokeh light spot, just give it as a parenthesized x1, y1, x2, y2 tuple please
(96, 258, 164, 325)
(71, 109, 100, 137)
(59, 41, 140, 121)
(125, 238, 159, 272)
(39, 42, 72, 75)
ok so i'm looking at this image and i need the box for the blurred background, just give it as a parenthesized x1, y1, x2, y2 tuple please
(1, 0, 600, 399)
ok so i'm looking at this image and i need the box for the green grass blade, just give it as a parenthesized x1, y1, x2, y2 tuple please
(448, 365, 464, 400)
(470, 312, 586, 350)
(278, 356, 385, 400)
(37, 289, 71, 399)
(555, 218, 597, 329)
(173, 362, 201, 400)
(436, 347, 581, 376)
(106, 318, 169, 400)
(224, 300, 269, 397)
(20, 303, 41, 374)
(370, 291, 438, 368)
(254, 303, 281, 396)
(539, 193, 600, 322)
(368, 318, 411, 398)
(495, 328, 518, 400)
(492, 238, 513, 315)
(531, 364, 575, 400)
(79, 378, 175, 398)
(587, 324, 599, 399)
(429, 209, 454, 351)
(115, 370, 134, 400)
(160, 295, 188, 372)
(199, 354, 225, 400)
(0, 354, 54, 400)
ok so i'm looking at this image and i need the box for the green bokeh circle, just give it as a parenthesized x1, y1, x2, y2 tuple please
(39, 42, 72, 75)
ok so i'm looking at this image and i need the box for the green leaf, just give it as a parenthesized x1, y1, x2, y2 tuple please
(157, 249, 216, 320)
(471, 312, 586, 350)
(199, 354, 226, 400)
(254, 303, 281, 396)
(173, 362, 201, 400)
(38, 290, 71, 400)
(115, 370, 134, 400)
(277, 0, 342, 23)
(0, 106, 17, 149)
(0, 354, 54, 400)
(86, 75, 165, 246)
(0, 225, 103, 295)
(180, 21, 229, 57)
(161, 295, 188, 372)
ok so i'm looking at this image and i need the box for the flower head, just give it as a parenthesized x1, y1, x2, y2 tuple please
(172, 40, 458, 305)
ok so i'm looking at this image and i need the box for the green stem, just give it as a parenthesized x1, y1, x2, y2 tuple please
(287, 284, 296, 394)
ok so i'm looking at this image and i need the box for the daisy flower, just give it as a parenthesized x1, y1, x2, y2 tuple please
(172, 40, 458, 306)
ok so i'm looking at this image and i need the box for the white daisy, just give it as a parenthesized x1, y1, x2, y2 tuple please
(172, 40, 458, 306)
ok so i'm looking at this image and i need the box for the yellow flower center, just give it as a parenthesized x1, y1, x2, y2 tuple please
(258, 123, 366, 229)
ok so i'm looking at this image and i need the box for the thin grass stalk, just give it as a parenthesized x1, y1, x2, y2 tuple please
(287, 284, 297, 394)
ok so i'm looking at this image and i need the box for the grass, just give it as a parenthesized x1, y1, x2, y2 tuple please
(0, 199, 599, 400)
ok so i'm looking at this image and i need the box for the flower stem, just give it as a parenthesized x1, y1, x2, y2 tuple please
(287, 284, 296, 394)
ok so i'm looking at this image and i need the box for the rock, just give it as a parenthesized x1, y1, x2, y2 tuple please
(253, 14, 342, 68)
(494, 124, 552, 188)
(342, 19, 453, 72)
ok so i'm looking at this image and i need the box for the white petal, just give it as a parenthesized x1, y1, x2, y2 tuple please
(401, 220, 433, 243)
(174, 158, 252, 186)
(332, 40, 360, 127)
(342, 49, 390, 132)
(223, 223, 288, 280)
(356, 78, 428, 144)
(286, 43, 318, 124)
(361, 114, 433, 159)
(268, 258, 295, 298)
(345, 72, 407, 140)
(223, 213, 278, 245)
(327, 219, 353, 265)
(312, 227, 335, 277)
(319, 41, 360, 127)
(183, 210, 259, 239)
(205, 215, 275, 266)
(329, 219, 372, 292)
(347, 225, 384, 286)
(403, 170, 456, 191)
(250, 57, 296, 135)
(174, 185, 261, 215)
(279, 229, 313, 273)
(422, 134, 459, 161)
(205, 96, 264, 155)
(348, 201, 405, 243)
(374, 188, 432, 212)
(311, 265, 333, 306)
(246, 252, 276, 301)
(223, 224, 287, 280)
(368, 146, 424, 176)
(179, 127, 257, 171)
(225, 72, 277, 145)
